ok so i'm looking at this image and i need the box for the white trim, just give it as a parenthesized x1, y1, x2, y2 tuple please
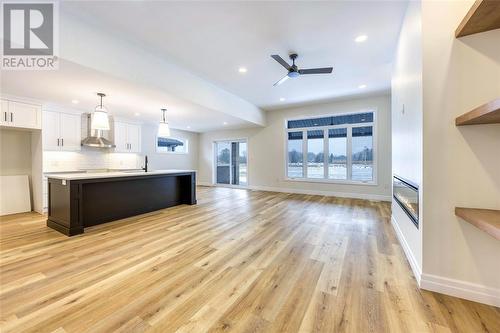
(391, 215, 422, 285)
(196, 182, 390, 201)
(247, 185, 391, 202)
(420, 273, 500, 307)
(197, 181, 213, 187)
(284, 177, 377, 186)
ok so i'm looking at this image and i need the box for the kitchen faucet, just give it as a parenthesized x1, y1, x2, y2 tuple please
(142, 155, 148, 172)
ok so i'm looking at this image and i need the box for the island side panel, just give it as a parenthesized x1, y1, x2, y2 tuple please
(47, 179, 84, 236)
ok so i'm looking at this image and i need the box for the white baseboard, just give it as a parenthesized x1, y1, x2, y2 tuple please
(197, 182, 391, 201)
(420, 273, 500, 307)
(391, 215, 422, 285)
(391, 216, 500, 307)
(248, 185, 391, 202)
(197, 182, 214, 187)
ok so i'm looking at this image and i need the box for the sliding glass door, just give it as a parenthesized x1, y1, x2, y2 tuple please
(215, 140, 247, 186)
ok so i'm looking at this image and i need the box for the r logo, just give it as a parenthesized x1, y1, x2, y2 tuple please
(2, 3, 54, 56)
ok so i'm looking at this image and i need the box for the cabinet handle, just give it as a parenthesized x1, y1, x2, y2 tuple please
(3, 112, 6, 122)
(10, 112, 13, 122)
(57, 138, 60, 146)
(61, 138, 64, 146)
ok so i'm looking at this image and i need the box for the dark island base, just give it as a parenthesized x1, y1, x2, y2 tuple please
(47, 172, 196, 236)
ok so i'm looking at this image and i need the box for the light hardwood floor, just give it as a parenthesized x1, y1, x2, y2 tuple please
(0, 186, 498, 332)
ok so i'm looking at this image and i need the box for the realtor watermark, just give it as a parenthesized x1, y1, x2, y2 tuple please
(1, 1, 59, 70)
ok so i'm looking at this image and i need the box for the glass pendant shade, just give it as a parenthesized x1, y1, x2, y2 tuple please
(157, 108, 170, 137)
(158, 122, 171, 137)
(91, 93, 110, 130)
(91, 107, 110, 131)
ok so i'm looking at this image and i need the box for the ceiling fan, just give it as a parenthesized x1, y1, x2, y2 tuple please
(271, 53, 333, 86)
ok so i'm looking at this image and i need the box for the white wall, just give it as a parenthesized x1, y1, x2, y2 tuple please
(0, 129, 32, 176)
(141, 125, 198, 171)
(43, 150, 143, 172)
(420, 0, 500, 306)
(391, 1, 423, 280)
(198, 94, 392, 201)
(0, 128, 43, 213)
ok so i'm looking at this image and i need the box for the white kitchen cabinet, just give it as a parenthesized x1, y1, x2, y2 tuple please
(42, 110, 81, 151)
(114, 121, 141, 153)
(0, 99, 41, 129)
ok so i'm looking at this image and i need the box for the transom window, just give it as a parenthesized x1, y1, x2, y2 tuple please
(286, 111, 375, 183)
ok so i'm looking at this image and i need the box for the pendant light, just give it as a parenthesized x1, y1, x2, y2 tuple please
(157, 108, 171, 138)
(91, 92, 110, 131)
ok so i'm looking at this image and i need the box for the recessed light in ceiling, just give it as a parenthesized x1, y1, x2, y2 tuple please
(134, 112, 140, 116)
(238, 67, 247, 73)
(358, 84, 367, 89)
(279, 97, 286, 102)
(355, 35, 368, 43)
(187, 126, 191, 129)
(71, 99, 79, 104)
(223, 122, 228, 125)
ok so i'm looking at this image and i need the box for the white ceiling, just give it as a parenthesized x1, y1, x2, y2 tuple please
(1, 60, 253, 132)
(62, 1, 407, 110)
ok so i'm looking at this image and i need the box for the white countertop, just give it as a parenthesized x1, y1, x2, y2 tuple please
(47, 170, 196, 180)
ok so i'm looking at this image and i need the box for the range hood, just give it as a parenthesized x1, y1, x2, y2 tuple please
(81, 113, 116, 148)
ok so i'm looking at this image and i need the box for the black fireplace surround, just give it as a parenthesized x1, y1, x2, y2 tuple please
(393, 175, 419, 228)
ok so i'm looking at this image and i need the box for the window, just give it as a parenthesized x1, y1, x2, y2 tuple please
(287, 132, 303, 178)
(286, 111, 375, 183)
(215, 140, 247, 186)
(156, 136, 188, 154)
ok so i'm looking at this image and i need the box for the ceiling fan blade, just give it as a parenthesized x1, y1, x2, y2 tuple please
(271, 55, 291, 70)
(298, 67, 333, 75)
(273, 74, 289, 86)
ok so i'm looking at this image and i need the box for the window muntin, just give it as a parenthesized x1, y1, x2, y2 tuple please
(286, 111, 375, 183)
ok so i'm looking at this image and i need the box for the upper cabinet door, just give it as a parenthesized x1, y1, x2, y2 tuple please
(9, 101, 41, 129)
(42, 111, 61, 151)
(114, 121, 128, 152)
(0, 100, 9, 126)
(127, 124, 141, 153)
(59, 113, 81, 151)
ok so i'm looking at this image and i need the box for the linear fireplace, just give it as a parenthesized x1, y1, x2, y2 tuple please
(393, 175, 419, 228)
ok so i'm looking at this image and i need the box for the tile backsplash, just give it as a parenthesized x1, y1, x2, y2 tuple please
(43, 149, 143, 172)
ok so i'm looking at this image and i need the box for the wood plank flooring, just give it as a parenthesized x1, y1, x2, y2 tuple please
(1, 186, 498, 332)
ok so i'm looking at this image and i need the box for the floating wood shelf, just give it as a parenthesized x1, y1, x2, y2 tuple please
(455, 207, 500, 240)
(456, 0, 500, 37)
(455, 98, 500, 126)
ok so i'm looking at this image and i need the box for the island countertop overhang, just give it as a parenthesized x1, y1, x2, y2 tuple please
(47, 169, 196, 181)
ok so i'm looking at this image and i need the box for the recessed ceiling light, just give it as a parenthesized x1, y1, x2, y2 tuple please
(358, 84, 367, 89)
(187, 126, 191, 129)
(134, 112, 141, 116)
(355, 35, 368, 43)
(279, 97, 286, 102)
(238, 67, 247, 73)
(71, 99, 79, 104)
(223, 122, 228, 125)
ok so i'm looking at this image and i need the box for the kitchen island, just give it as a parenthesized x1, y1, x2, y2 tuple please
(46, 170, 196, 236)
